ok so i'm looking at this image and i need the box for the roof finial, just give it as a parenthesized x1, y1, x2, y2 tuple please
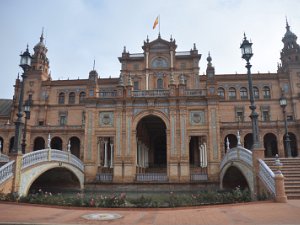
(123, 46, 126, 53)
(170, 35, 173, 42)
(93, 59, 95, 71)
(285, 16, 290, 31)
(243, 32, 247, 40)
(40, 27, 44, 43)
(146, 35, 149, 43)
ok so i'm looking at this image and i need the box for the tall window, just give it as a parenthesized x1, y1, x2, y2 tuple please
(228, 88, 236, 100)
(134, 81, 139, 90)
(263, 86, 271, 99)
(217, 88, 225, 99)
(58, 93, 65, 104)
(69, 92, 75, 104)
(262, 111, 270, 121)
(253, 87, 259, 99)
(59, 115, 67, 126)
(240, 87, 248, 100)
(79, 92, 86, 103)
(157, 78, 163, 89)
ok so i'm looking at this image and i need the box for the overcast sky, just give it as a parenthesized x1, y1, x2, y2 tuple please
(1, 0, 300, 99)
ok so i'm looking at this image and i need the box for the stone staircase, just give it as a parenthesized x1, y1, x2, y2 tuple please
(264, 157, 300, 199)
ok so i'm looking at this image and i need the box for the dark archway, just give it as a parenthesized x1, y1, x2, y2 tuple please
(222, 166, 249, 190)
(244, 133, 253, 150)
(69, 136, 80, 158)
(284, 132, 298, 157)
(264, 133, 278, 157)
(28, 167, 80, 194)
(51, 137, 63, 150)
(136, 115, 166, 170)
(33, 137, 45, 151)
(224, 134, 237, 153)
(0, 137, 3, 153)
(9, 137, 14, 153)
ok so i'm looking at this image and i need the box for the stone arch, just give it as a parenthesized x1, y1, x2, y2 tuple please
(284, 132, 298, 157)
(244, 133, 253, 150)
(136, 114, 167, 169)
(69, 136, 80, 158)
(220, 161, 253, 193)
(133, 110, 169, 131)
(222, 166, 249, 190)
(33, 137, 45, 151)
(0, 136, 3, 152)
(51, 137, 63, 150)
(20, 162, 84, 196)
(224, 134, 237, 153)
(264, 133, 278, 157)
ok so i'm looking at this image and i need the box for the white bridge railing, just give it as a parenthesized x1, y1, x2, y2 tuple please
(0, 160, 15, 184)
(220, 146, 253, 169)
(258, 159, 275, 195)
(21, 149, 84, 172)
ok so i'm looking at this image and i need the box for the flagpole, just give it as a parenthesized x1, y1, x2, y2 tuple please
(159, 15, 160, 36)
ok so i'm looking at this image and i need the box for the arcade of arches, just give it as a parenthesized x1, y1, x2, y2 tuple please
(224, 132, 298, 157)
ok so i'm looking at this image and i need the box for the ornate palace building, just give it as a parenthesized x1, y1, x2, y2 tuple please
(0, 21, 299, 185)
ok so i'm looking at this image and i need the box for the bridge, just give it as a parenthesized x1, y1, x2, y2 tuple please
(0, 149, 84, 196)
(0, 144, 287, 202)
(220, 145, 287, 202)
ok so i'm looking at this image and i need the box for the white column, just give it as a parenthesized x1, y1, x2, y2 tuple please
(104, 140, 108, 167)
(110, 143, 114, 168)
(199, 144, 203, 167)
(97, 139, 101, 166)
(203, 143, 207, 167)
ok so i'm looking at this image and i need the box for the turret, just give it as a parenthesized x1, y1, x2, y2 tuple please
(31, 29, 50, 80)
(279, 19, 300, 71)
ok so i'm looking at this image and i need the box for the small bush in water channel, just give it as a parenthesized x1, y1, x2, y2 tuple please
(0, 187, 254, 208)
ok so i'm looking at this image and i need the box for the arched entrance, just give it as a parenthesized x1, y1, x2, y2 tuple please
(69, 136, 80, 158)
(9, 137, 14, 153)
(28, 167, 81, 194)
(264, 133, 278, 157)
(284, 132, 298, 157)
(222, 166, 249, 190)
(51, 137, 63, 150)
(224, 134, 237, 153)
(0, 136, 3, 153)
(244, 133, 253, 150)
(136, 115, 167, 177)
(34, 137, 45, 151)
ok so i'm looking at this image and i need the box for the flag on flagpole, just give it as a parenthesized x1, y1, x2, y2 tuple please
(153, 16, 159, 29)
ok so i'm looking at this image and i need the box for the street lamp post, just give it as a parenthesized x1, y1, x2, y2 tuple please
(12, 45, 32, 155)
(240, 33, 260, 149)
(279, 93, 292, 157)
(21, 100, 31, 154)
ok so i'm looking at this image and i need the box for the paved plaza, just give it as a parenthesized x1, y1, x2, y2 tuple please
(0, 200, 299, 225)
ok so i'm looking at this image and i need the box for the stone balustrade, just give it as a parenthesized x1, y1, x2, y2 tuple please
(258, 159, 275, 195)
(0, 160, 15, 184)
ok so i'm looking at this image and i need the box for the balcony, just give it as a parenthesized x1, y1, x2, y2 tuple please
(132, 90, 170, 97)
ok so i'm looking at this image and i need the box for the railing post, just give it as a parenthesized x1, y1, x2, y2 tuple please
(12, 154, 23, 194)
(274, 156, 287, 203)
(251, 147, 265, 200)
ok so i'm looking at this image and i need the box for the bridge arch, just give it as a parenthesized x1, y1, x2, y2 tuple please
(20, 162, 84, 196)
(220, 146, 254, 194)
